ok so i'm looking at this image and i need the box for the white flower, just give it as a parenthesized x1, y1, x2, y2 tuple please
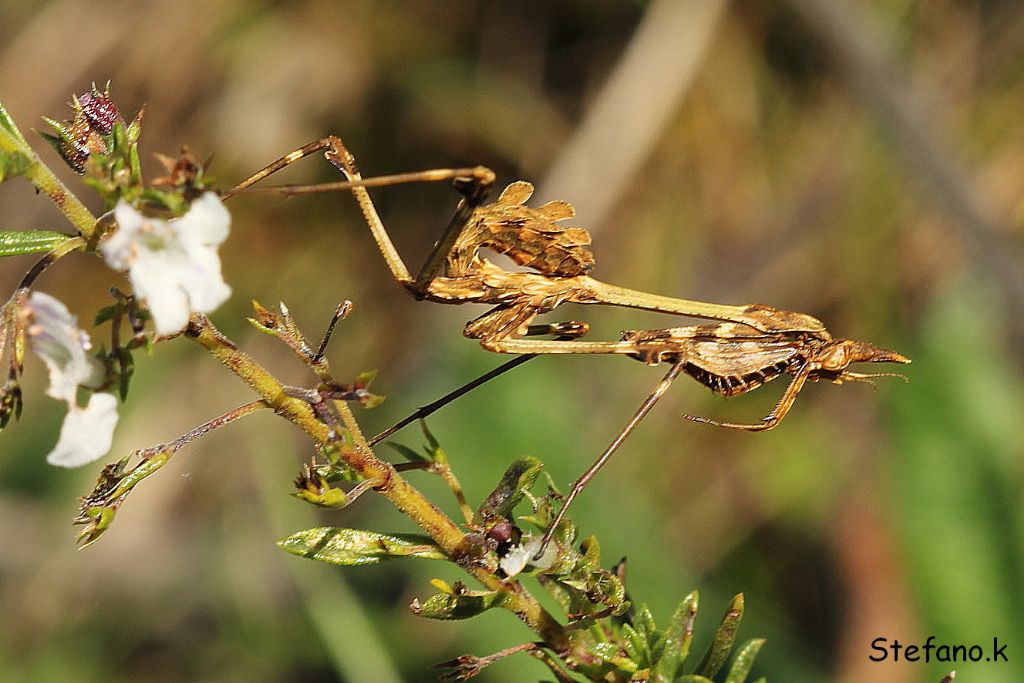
(46, 392, 119, 468)
(102, 192, 232, 334)
(499, 535, 557, 578)
(23, 292, 102, 402)
(22, 292, 119, 468)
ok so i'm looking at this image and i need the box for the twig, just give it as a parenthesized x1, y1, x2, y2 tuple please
(185, 314, 570, 651)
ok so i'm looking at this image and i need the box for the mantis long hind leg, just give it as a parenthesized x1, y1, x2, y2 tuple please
(369, 324, 591, 445)
(368, 354, 536, 446)
(535, 359, 686, 560)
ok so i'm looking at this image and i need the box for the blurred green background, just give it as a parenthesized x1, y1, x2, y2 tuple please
(2, 1, 1023, 681)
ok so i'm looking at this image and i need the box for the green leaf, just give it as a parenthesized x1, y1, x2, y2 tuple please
(385, 420, 448, 464)
(475, 456, 544, 524)
(585, 639, 637, 674)
(93, 304, 118, 326)
(654, 592, 699, 681)
(634, 603, 657, 640)
(0, 230, 73, 257)
(115, 347, 134, 401)
(410, 589, 511, 620)
(621, 623, 648, 666)
(0, 150, 32, 182)
(0, 103, 28, 145)
(419, 419, 447, 464)
(358, 392, 386, 409)
(695, 594, 744, 679)
(0, 381, 23, 430)
(354, 369, 378, 387)
(75, 451, 171, 548)
(675, 676, 714, 683)
(588, 641, 623, 663)
(276, 527, 447, 566)
(387, 441, 430, 464)
(724, 639, 765, 683)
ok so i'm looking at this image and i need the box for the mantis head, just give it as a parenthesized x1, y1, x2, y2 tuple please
(813, 339, 911, 384)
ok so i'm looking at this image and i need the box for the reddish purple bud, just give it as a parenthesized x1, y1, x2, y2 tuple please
(78, 88, 123, 135)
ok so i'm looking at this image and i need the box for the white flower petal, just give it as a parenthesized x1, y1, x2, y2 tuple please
(24, 292, 102, 403)
(101, 193, 232, 334)
(103, 201, 146, 269)
(130, 252, 193, 334)
(177, 192, 231, 244)
(46, 392, 119, 468)
(499, 535, 556, 578)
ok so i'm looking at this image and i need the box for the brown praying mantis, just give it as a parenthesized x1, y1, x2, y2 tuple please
(224, 135, 909, 557)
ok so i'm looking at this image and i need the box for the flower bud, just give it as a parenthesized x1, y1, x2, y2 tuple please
(41, 84, 126, 174)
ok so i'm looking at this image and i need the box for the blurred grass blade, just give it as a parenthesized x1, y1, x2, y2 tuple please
(0, 230, 73, 257)
(277, 527, 447, 565)
(892, 284, 1024, 679)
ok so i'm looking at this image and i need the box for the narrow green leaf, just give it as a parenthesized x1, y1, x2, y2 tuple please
(675, 676, 714, 683)
(0, 230, 73, 257)
(695, 594, 744, 679)
(419, 419, 447, 464)
(116, 347, 134, 401)
(724, 638, 765, 683)
(420, 418, 440, 451)
(588, 641, 622, 663)
(94, 305, 118, 326)
(277, 527, 447, 566)
(354, 369, 377, 386)
(634, 604, 657, 640)
(0, 150, 32, 182)
(621, 623, 648, 665)
(474, 456, 543, 523)
(410, 589, 511, 620)
(387, 441, 430, 464)
(654, 591, 699, 680)
(359, 392, 386, 409)
(0, 103, 28, 145)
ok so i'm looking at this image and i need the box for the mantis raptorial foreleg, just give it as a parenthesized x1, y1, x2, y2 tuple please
(225, 135, 496, 294)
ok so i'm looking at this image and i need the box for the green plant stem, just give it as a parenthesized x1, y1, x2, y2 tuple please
(186, 314, 570, 651)
(0, 125, 96, 236)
